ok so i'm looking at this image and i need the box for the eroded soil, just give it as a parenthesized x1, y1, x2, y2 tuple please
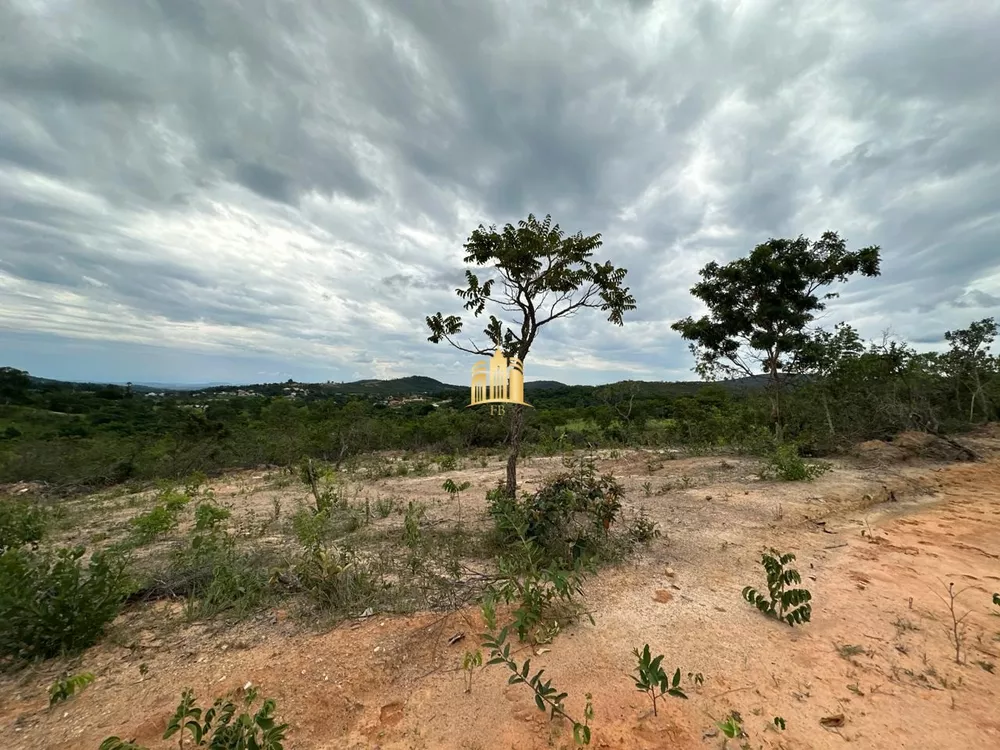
(3, 429, 1000, 749)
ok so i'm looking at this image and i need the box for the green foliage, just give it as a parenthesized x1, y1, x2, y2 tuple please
(0, 545, 131, 662)
(461, 648, 483, 693)
(487, 560, 592, 644)
(130, 504, 179, 543)
(717, 711, 746, 741)
(672, 231, 881, 440)
(0, 498, 47, 554)
(426, 213, 636, 357)
(194, 501, 231, 531)
(167, 521, 269, 620)
(993, 592, 999, 608)
(287, 545, 382, 614)
(488, 457, 627, 569)
(161, 685, 288, 750)
(742, 548, 812, 626)
(773, 716, 786, 730)
(480, 602, 593, 746)
(631, 644, 687, 716)
(672, 232, 881, 381)
(757, 443, 831, 481)
(99, 738, 147, 750)
(48, 671, 95, 707)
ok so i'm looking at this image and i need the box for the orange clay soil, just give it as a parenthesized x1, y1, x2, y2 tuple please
(3, 428, 1000, 750)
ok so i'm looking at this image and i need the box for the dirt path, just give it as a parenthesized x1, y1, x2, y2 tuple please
(3, 433, 999, 749)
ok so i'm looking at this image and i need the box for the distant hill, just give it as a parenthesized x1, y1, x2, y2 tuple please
(524, 380, 568, 391)
(22, 371, 771, 399)
(324, 376, 464, 396)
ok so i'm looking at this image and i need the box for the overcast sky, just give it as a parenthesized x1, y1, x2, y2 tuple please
(1, 0, 998, 387)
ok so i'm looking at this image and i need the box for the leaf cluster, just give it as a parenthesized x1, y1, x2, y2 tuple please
(0, 498, 46, 555)
(631, 644, 687, 716)
(426, 213, 635, 360)
(671, 231, 881, 382)
(0, 545, 132, 662)
(48, 671, 95, 707)
(741, 548, 812, 626)
(163, 686, 288, 749)
(480, 605, 593, 746)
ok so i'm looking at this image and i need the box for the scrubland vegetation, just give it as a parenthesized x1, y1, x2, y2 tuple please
(1, 216, 998, 748)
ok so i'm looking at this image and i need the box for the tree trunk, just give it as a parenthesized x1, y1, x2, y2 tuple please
(767, 361, 783, 442)
(505, 404, 525, 498)
(821, 391, 835, 436)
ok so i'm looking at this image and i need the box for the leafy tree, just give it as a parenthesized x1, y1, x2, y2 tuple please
(798, 322, 864, 435)
(944, 317, 997, 422)
(0, 367, 31, 405)
(426, 213, 636, 496)
(671, 231, 880, 439)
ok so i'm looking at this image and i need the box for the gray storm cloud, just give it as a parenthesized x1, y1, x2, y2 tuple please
(0, 0, 998, 385)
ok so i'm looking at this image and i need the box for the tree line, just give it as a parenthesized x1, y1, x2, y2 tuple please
(1, 214, 997, 491)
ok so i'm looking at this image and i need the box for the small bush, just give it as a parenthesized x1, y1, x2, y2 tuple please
(287, 546, 383, 614)
(758, 444, 830, 482)
(194, 501, 231, 531)
(0, 498, 47, 554)
(488, 457, 627, 569)
(162, 523, 270, 620)
(0, 545, 131, 662)
(101, 685, 289, 750)
(130, 504, 178, 543)
(742, 548, 812, 626)
(164, 685, 288, 749)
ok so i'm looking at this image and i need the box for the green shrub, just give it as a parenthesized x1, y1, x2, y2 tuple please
(0, 545, 131, 662)
(164, 686, 288, 750)
(130, 504, 178, 543)
(0, 498, 47, 554)
(288, 546, 383, 614)
(488, 457, 626, 569)
(758, 443, 830, 481)
(194, 501, 231, 531)
(742, 548, 813, 626)
(172, 525, 270, 620)
(101, 685, 289, 750)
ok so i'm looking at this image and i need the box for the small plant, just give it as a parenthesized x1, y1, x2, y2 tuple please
(374, 496, 396, 518)
(625, 509, 660, 544)
(130, 504, 179, 544)
(717, 710, 747, 745)
(0, 498, 47, 554)
(194, 501, 231, 531)
(631, 644, 687, 716)
(641, 481, 652, 497)
(687, 672, 704, 687)
(480, 602, 593, 746)
(741, 548, 812, 626)
(48, 672, 95, 707)
(403, 501, 425, 572)
(993, 592, 999, 608)
(442, 478, 472, 523)
(461, 649, 483, 693)
(163, 685, 288, 750)
(937, 581, 974, 664)
(773, 716, 786, 730)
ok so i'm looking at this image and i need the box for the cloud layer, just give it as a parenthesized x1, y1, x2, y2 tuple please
(1, 0, 998, 385)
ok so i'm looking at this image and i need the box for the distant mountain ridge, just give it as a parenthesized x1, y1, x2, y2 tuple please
(24, 371, 771, 397)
